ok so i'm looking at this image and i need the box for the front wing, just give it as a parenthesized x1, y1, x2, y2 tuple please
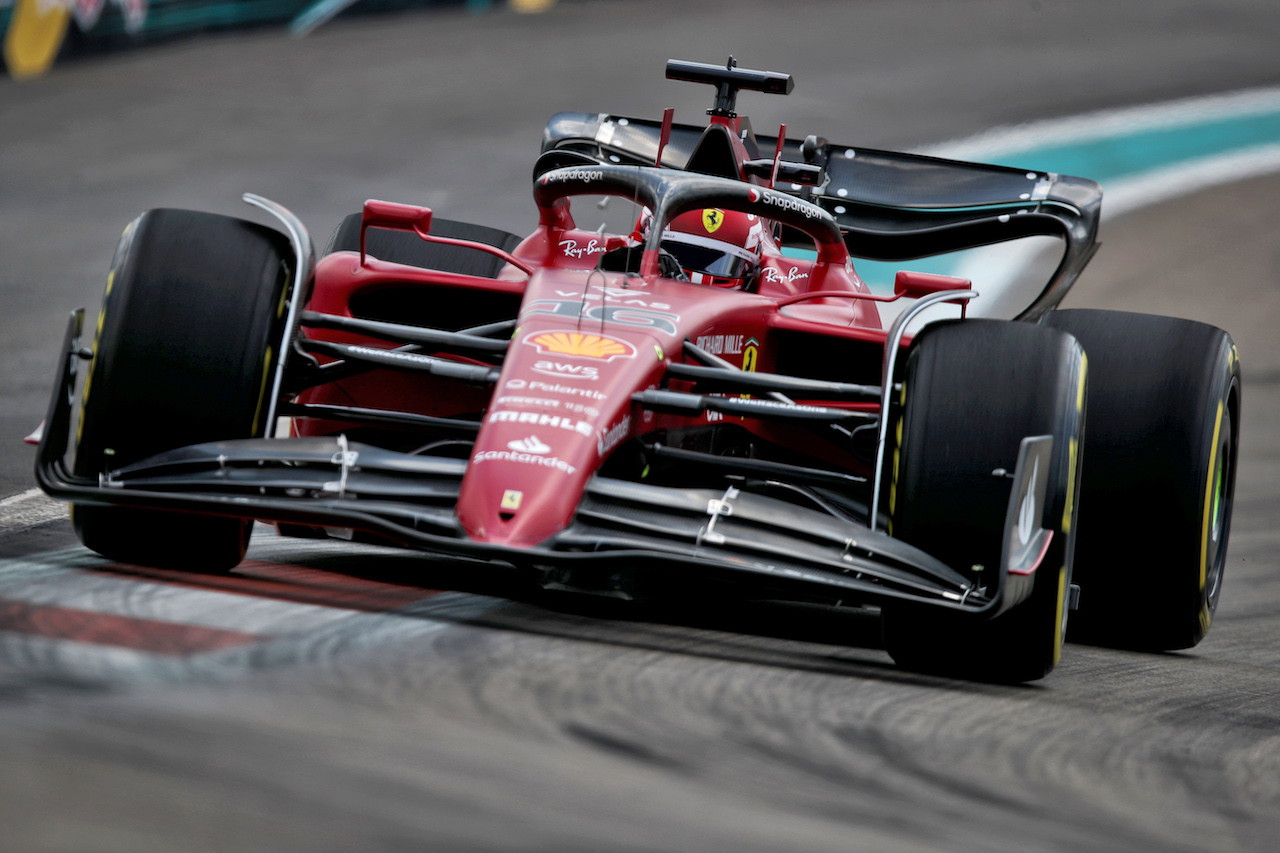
(37, 311, 1046, 618)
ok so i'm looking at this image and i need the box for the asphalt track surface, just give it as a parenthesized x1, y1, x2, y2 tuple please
(2, 1, 1280, 850)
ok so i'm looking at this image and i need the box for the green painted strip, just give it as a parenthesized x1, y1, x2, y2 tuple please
(1007, 111, 1280, 184)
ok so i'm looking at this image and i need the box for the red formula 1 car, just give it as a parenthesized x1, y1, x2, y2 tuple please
(36, 59, 1240, 682)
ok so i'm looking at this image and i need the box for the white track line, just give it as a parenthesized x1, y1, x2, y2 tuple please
(0, 489, 43, 507)
(0, 489, 66, 535)
(1102, 142, 1280, 219)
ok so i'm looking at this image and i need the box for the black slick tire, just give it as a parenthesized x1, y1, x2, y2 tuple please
(1044, 309, 1240, 650)
(881, 319, 1087, 683)
(73, 209, 292, 572)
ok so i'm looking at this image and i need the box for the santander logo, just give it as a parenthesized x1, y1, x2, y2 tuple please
(507, 435, 551, 454)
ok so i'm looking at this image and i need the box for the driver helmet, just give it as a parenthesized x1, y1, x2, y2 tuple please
(659, 208, 764, 289)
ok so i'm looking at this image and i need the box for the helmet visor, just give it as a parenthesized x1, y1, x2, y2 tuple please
(660, 240, 752, 279)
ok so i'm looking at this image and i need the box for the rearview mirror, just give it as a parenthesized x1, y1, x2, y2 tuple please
(894, 270, 972, 299)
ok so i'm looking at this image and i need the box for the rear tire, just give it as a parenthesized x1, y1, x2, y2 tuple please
(73, 209, 292, 572)
(881, 320, 1086, 682)
(1044, 309, 1239, 650)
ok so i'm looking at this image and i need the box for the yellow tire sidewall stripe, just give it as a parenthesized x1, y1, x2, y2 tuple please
(1199, 399, 1224, 591)
(1053, 565, 1067, 666)
(1062, 351, 1087, 534)
(250, 345, 274, 437)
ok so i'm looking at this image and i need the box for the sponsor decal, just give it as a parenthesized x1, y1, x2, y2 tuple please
(747, 188, 761, 202)
(473, 448, 577, 475)
(489, 410, 594, 438)
(496, 395, 561, 408)
(559, 238, 608, 259)
(507, 435, 552, 453)
(347, 346, 437, 366)
(733, 397, 832, 414)
(763, 266, 809, 285)
(742, 344, 759, 372)
(596, 304, 681, 336)
(525, 330, 635, 361)
(530, 381, 606, 400)
(597, 415, 631, 456)
(758, 190, 824, 220)
(505, 378, 608, 401)
(533, 360, 599, 381)
(523, 300, 680, 337)
(702, 209, 725, 233)
(542, 168, 604, 185)
(470, 432, 578, 475)
(495, 395, 597, 416)
(500, 490, 523, 511)
(695, 334, 745, 356)
(554, 287, 672, 310)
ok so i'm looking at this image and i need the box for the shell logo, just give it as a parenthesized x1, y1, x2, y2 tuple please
(526, 331, 636, 361)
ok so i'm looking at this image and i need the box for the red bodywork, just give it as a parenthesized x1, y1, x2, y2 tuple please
(293, 114, 966, 550)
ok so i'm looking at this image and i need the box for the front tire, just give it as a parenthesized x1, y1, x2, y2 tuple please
(73, 209, 292, 572)
(881, 320, 1086, 683)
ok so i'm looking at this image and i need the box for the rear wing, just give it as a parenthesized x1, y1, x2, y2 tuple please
(540, 112, 1101, 320)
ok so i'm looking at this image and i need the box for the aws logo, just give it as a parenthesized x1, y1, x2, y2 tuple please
(524, 331, 636, 361)
(532, 361, 599, 381)
(702, 209, 725, 233)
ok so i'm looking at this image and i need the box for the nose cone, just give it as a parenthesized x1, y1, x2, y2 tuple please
(457, 270, 684, 547)
(456, 328, 657, 549)
(457, 415, 601, 548)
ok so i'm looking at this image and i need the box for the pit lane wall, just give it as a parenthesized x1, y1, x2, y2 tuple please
(1, 0, 555, 79)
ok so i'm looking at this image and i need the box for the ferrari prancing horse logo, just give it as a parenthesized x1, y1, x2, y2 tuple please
(702, 209, 725, 233)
